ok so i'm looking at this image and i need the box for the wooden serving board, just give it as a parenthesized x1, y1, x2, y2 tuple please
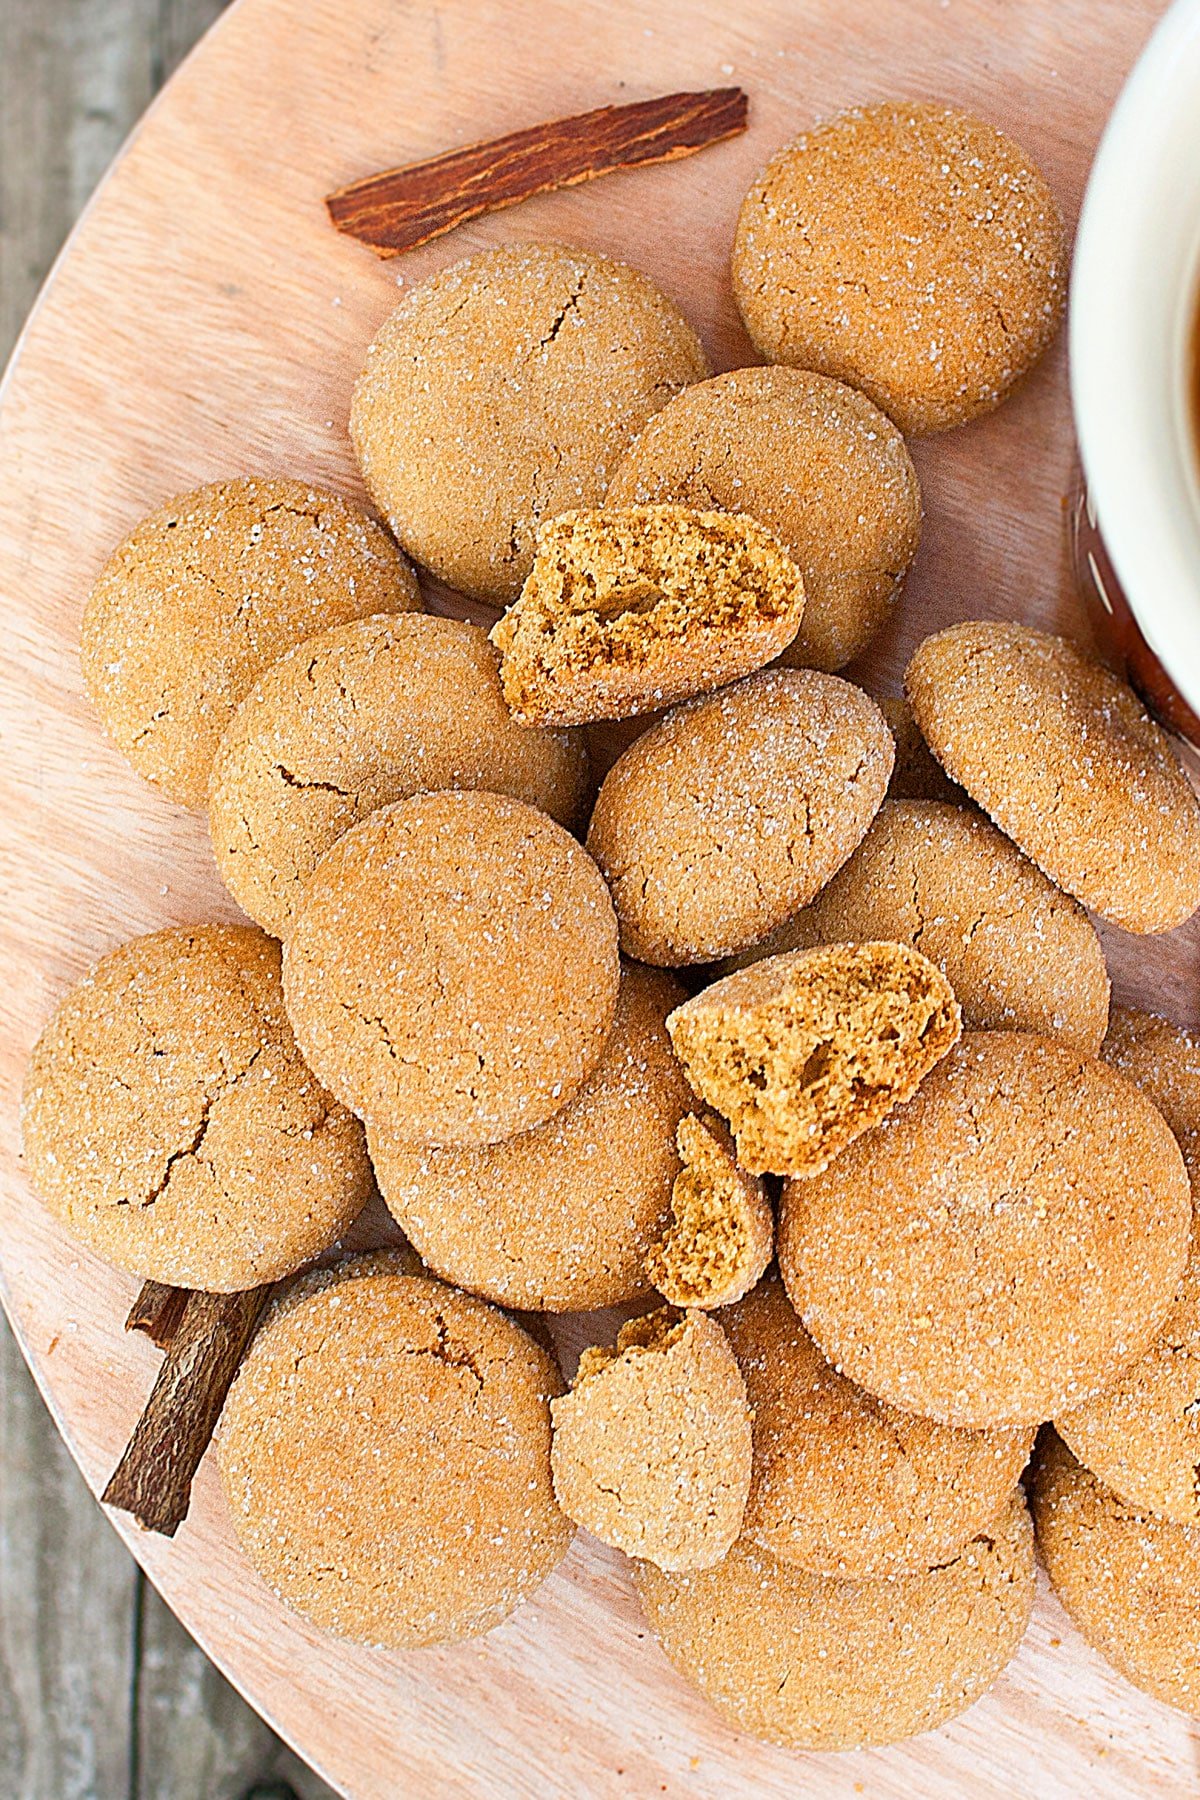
(1, 0, 1197, 1793)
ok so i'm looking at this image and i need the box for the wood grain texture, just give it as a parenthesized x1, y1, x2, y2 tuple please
(1, 0, 1199, 1795)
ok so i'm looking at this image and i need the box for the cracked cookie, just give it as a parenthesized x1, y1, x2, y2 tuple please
(607, 366, 921, 671)
(586, 667, 893, 964)
(723, 1273, 1034, 1578)
(732, 102, 1066, 435)
(645, 1113, 772, 1309)
(350, 243, 708, 606)
(21, 925, 372, 1290)
(905, 620, 1200, 933)
(367, 964, 692, 1312)
(779, 1031, 1192, 1427)
(217, 1266, 571, 1646)
(549, 1307, 751, 1571)
(489, 504, 806, 727)
(667, 940, 961, 1176)
(283, 789, 620, 1143)
(635, 1489, 1034, 1750)
(209, 613, 590, 936)
(80, 479, 420, 808)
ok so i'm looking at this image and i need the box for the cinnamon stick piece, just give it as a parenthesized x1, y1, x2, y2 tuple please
(326, 87, 749, 257)
(125, 1279, 188, 1351)
(103, 1286, 270, 1536)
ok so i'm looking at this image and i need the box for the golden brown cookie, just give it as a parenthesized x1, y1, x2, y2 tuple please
(21, 926, 371, 1291)
(550, 1308, 751, 1571)
(283, 789, 619, 1143)
(586, 668, 893, 964)
(80, 479, 420, 808)
(779, 1032, 1191, 1427)
(209, 613, 590, 936)
(906, 621, 1200, 933)
(877, 696, 960, 802)
(667, 940, 961, 1176)
(732, 103, 1066, 435)
(350, 244, 708, 605)
(367, 964, 692, 1312)
(645, 1114, 773, 1310)
(607, 366, 921, 671)
(723, 1274, 1034, 1578)
(218, 1267, 571, 1646)
(1033, 1432, 1200, 1716)
(635, 1491, 1034, 1750)
(1099, 1005, 1200, 1148)
(489, 505, 806, 727)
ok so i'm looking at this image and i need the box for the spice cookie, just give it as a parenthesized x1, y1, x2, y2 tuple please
(779, 1032, 1191, 1427)
(732, 103, 1066, 435)
(367, 964, 692, 1312)
(645, 1114, 773, 1310)
(723, 1274, 1034, 1579)
(1032, 1432, 1200, 1715)
(284, 789, 619, 1143)
(80, 479, 420, 808)
(550, 1308, 752, 1572)
(635, 1491, 1034, 1750)
(218, 1267, 571, 1647)
(607, 366, 921, 671)
(21, 926, 372, 1291)
(586, 668, 893, 964)
(906, 621, 1200, 933)
(209, 613, 589, 936)
(350, 243, 708, 605)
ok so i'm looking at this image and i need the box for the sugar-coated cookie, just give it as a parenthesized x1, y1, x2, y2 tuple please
(645, 1114, 773, 1310)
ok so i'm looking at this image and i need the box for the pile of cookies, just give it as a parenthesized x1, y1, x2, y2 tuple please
(21, 100, 1200, 1751)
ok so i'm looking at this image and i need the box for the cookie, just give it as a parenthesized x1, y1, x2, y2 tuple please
(21, 926, 372, 1291)
(80, 479, 420, 808)
(1099, 1004, 1200, 1149)
(586, 668, 893, 964)
(635, 1491, 1034, 1750)
(667, 940, 961, 1176)
(723, 1274, 1034, 1578)
(877, 696, 960, 803)
(209, 613, 590, 936)
(283, 789, 619, 1143)
(350, 244, 708, 605)
(732, 103, 1066, 435)
(645, 1114, 773, 1310)
(489, 505, 806, 727)
(550, 1307, 751, 1571)
(1033, 1432, 1200, 1716)
(906, 621, 1200, 934)
(727, 801, 1111, 1054)
(779, 1032, 1192, 1426)
(217, 1267, 571, 1646)
(607, 366, 921, 671)
(367, 964, 692, 1312)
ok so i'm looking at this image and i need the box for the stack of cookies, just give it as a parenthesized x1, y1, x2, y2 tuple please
(21, 99, 1200, 1751)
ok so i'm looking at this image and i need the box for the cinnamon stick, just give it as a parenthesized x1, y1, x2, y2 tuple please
(326, 87, 749, 257)
(125, 1279, 188, 1351)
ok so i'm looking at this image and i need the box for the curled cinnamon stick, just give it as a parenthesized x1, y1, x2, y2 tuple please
(125, 1279, 188, 1351)
(326, 87, 749, 257)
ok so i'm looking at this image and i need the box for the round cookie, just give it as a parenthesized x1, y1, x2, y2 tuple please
(723, 1274, 1034, 1579)
(635, 1491, 1034, 1750)
(732, 103, 1066, 435)
(21, 926, 372, 1290)
(586, 668, 893, 964)
(778, 1031, 1191, 1427)
(350, 244, 708, 605)
(1100, 1005, 1200, 1149)
(80, 479, 421, 808)
(218, 1267, 571, 1646)
(209, 613, 590, 936)
(905, 621, 1200, 934)
(1033, 1432, 1200, 1715)
(283, 789, 619, 1143)
(367, 964, 692, 1311)
(607, 367, 921, 671)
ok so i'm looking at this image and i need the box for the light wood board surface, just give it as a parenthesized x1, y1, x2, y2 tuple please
(1, 0, 1199, 1794)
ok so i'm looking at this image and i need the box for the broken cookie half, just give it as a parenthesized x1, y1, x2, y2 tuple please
(646, 1113, 773, 1309)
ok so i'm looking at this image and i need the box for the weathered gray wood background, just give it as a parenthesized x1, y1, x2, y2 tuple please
(0, 3, 336, 1795)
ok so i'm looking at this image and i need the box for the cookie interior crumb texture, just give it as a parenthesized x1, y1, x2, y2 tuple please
(489, 504, 806, 728)
(645, 1113, 773, 1309)
(667, 940, 961, 1176)
(550, 1307, 751, 1571)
